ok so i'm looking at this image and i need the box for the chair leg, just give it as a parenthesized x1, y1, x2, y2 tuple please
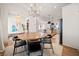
(50, 39, 54, 54)
(13, 47, 16, 56)
(24, 45, 28, 55)
(41, 43, 43, 56)
(27, 48, 30, 56)
(27, 41, 30, 56)
(51, 43, 54, 54)
(40, 39, 44, 56)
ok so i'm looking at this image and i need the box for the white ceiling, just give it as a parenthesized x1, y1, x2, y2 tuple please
(0, 3, 70, 21)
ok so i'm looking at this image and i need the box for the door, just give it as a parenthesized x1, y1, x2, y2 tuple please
(59, 19, 63, 45)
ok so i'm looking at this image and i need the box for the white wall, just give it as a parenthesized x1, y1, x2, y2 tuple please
(0, 6, 5, 50)
(0, 19, 4, 50)
(0, 4, 8, 47)
(62, 4, 79, 49)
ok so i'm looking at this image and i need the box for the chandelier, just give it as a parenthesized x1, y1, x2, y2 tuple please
(28, 4, 41, 17)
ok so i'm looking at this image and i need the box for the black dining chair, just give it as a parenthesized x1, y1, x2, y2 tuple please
(42, 34, 54, 55)
(27, 39, 43, 56)
(12, 36, 27, 56)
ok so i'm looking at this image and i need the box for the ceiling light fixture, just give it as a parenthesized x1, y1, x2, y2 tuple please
(28, 4, 41, 17)
(54, 6, 57, 8)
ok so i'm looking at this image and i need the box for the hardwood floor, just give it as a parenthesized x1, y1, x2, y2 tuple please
(62, 45, 79, 56)
(1, 34, 79, 56)
(0, 50, 5, 56)
(1, 44, 79, 56)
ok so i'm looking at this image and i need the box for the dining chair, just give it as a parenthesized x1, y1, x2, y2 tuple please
(27, 39, 43, 56)
(12, 36, 27, 56)
(42, 34, 54, 55)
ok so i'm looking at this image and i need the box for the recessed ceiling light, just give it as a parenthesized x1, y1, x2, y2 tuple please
(54, 6, 57, 8)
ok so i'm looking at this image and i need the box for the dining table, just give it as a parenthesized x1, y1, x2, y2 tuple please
(17, 30, 57, 41)
(17, 32, 42, 41)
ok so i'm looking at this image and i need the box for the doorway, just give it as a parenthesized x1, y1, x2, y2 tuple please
(59, 18, 63, 45)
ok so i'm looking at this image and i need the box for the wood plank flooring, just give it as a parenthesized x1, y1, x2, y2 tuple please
(62, 45, 79, 56)
(0, 34, 79, 56)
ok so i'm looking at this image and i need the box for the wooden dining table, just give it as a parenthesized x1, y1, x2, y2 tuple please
(17, 31, 57, 41)
(17, 32, 41, 41)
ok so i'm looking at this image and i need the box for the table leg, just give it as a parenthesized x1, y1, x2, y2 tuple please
(26, 40, 30, 56)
